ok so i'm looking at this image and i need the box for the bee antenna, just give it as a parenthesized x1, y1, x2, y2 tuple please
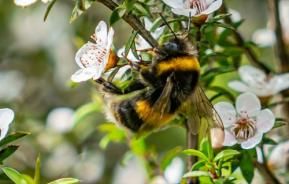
(159, 13, 178, 40)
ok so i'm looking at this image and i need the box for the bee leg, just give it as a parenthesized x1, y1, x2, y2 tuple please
(122, 80, 146, 93)
(95, 78, 123, 94)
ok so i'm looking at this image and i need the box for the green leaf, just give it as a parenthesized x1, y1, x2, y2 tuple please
(73, 102, 102, 127)
(0, 132, 29, 147)
(273, 118, 287, 128)
(262, 137, 277, 145)
(183, 149, 209, 161)
(191, 160, 206, 171)
(125, 31, 138, 58)
(70, 0, 93, 23)
(183, 171, 210, 178)
(0, 145, 19, 163)
(34, 155, 41, 184)
(134, 3, 150, 17)
(48, 178, 80, 184)
(109, 8, 121, 26)
(160, 146, 182, 170)
(43, 0, 57, 21)
(22, 175, 34, 184)
(214, 149, 240, 162)
(2, 167, 28, 184)
(199, 138, 214, 160)
(240, 151, 254, 183)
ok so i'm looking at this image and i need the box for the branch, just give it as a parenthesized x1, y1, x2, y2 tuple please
(219, 3, 271, 74)
(185, 121, 199, 184)
(267, 0, 289, 71)
(96, 0, 159, 48)
(255, 162, 280, 184)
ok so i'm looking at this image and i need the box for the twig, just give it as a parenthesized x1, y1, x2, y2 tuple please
(185, 120, 199, 184)
(255, 145, 280, 184)
(267, 0, 289, 129)
(219, 3, 271, 74)
(267, 0, 289, 71)
(96, 0, 159, 48)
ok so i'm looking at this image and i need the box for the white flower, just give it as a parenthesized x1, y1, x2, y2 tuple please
(214, 92, 275, 149)
(164, 157, 184, 183)
(112, 157, 147, 184)
(117, 18, 164, 62)
(71, 21, 114, 83)
(162, 0, 223, 17)
(228, 65, 289, 97)
(0, 71, 25, 102)
(252, 28, 276, 47)
(14, 0, 37, 7)
(0, 108, 15, 141)
(46, 107, 74, 133)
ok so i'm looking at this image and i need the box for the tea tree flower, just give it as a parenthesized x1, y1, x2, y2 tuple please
(228, 65, 289, 97)
(71, 21, 115, 83)
(14, 0, 37, 7)
(46, 107, 74, 133)
(214, 92, 275, 149)
(162, 0, 223, 17)
(0, 108, 15, 141)
(252, 28, 276, 47)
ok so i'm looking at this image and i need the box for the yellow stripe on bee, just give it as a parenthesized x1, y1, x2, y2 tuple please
(156, 56, 200, 75)
(135, 100, 174, 128)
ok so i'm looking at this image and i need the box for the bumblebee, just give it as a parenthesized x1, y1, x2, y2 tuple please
(98, 37, 222, 133)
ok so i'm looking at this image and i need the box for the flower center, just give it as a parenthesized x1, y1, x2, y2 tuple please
(232, 118, 256, 141)
(188, 0, 209, 14)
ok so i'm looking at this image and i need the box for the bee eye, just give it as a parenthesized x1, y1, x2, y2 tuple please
(164, 42, 180, 52)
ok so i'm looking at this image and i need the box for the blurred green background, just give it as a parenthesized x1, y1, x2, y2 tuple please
(0, 0, 285, 183)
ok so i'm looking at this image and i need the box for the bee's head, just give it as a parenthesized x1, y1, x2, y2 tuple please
(162, 38, 185, 55)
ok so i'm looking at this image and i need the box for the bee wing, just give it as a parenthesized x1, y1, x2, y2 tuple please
(151, 74, 174, 116)
(181, 85, 224, 135)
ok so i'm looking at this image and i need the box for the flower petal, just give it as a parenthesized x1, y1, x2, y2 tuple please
(201, 0, 223, 15)
(117, 47, 140, 62)
(162, 0, 184, 9)
(214, 102, 236, 128)
(0, 108, 14, 140)
(252, 28, 276, 47)
(239, 65, 266, 87)
(0, 108, 14, 127)
(106, 27, 114, 51)
(136, 36, 152, 50)
(171, 8, 197, 17)
(75, 42, 100, 68)
(223, 130, 237, 146)
(71, 68, 96, 82)
(14, 0, 37, 7)
(273, 73, 289, 92)
(241, 133, 263, 149)
(236, 92, 261, 117)
(228, 80, 250, 93)
(95, 21, 108, 46)
(256, 109, 275, 133)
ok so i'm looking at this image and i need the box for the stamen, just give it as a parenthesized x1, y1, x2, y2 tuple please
(232, 118, 256, 141)
(189, 0, 208, 14)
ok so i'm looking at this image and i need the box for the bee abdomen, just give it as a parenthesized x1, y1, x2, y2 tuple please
(114, 100, 144, 132)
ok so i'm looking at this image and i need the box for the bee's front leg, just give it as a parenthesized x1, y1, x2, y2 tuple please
(95, 78, 123, 94)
